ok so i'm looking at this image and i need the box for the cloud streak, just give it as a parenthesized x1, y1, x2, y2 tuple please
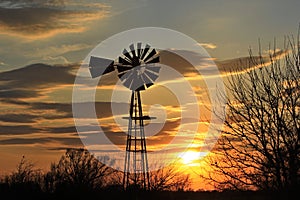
(197, 42, 217, 49)
(25, 44, 93, 58)
(215, 49, 289, 76)
(0, 0, 109, 40)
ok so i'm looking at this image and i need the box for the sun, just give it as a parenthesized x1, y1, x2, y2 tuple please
(179, 151, 202, 166)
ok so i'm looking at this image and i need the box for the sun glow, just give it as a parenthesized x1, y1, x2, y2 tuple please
(179, 151, 203, 166)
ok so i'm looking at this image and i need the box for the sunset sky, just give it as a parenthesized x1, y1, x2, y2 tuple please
(1, 0, 300, 191)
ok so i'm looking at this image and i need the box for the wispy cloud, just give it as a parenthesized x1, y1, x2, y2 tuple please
(0, 0, 65, 9)
(215, 49, 289, 76)
(25, 44, 93, 65)
(0, 60, 8, 66)
(197, 42, 217, 49)
(25, 44, 93, 58)
(0, 0, 109, 40)
(0, 137, 83, 147)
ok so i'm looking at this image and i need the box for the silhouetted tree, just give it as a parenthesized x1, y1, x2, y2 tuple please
(149, 165, 191, 191)
(4, 156, 43, 194)
(107, 164, 191, 191)
(45, 148, 114, 193)
(203, 33, 300, 192)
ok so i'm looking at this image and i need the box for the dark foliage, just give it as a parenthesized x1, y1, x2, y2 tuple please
(0, 148, 193, 199)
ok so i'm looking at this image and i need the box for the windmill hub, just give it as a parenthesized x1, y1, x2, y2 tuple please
(132, 56, 141, 67)
(137, 65, 146, 76)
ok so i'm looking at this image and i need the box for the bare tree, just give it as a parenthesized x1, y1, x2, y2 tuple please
(202, 33, 300, 192)
(149, 165, 191, 191)
(112, 164, 191, 191)
(4, 156, 43, 192)
(45, 148, 114, 192)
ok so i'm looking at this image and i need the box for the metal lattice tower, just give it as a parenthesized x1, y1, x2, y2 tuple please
(88, 43, 160, 190)
(123, 90, 150, 190)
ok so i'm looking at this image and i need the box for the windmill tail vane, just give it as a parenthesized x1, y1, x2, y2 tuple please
(88, 42, 161, 190)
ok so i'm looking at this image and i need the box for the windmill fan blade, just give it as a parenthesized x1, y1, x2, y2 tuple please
(89, 56, 114, 78)
(137, 84, 146, 91)
(140, 73, 152, 85)
(118, 70, 133, 81)
(119, 57, 131, 65)
(144, 69, 159, 82)
(145, 65, 160, 73)
(145, 56, 160, 64)
(123, 48, 132, 61)
(144, 49, 157, 62)
(131, 76, 145, 91)
(129, 44, 136, 57)
(123, 73, 134, 89)
(117, 65, 132, 73)
(145, 83, 153, 88)
(140, 44, 150, 60)
(137, 42, 142, 57)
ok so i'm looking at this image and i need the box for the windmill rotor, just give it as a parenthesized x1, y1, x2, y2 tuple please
(89, 43, 160, 91)
(116, 43, 160, 91)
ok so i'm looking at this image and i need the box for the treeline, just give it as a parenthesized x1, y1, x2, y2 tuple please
(0, 148, 191, 199)
(0, 149, 291, 200)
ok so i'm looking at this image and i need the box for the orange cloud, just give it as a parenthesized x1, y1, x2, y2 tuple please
(197, 42, 217, 49)
(215, 49, 289, 76)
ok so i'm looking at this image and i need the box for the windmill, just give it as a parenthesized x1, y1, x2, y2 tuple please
(88, 43, 160, 190)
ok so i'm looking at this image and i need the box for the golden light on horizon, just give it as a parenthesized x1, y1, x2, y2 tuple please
(179, 150, 207, 167)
